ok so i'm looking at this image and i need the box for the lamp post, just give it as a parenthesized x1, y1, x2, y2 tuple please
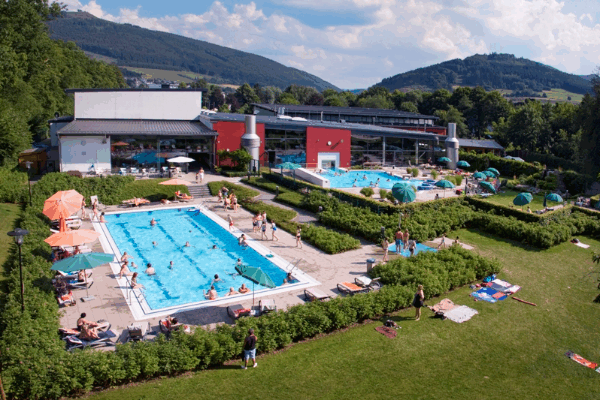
(7, 228, 29, 312)
(24, 161, 32, 207)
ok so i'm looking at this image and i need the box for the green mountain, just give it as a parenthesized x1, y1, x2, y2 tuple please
(377, 53, 591, 94)
(46, 11, 339, 91)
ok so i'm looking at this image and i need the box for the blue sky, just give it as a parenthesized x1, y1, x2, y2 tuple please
(63, 0, 600, 89)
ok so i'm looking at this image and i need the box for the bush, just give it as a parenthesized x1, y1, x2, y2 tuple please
(379, 189, 388, 199)
(221, 170, 249, 177)
(430, 170, 439, 180)
(0, 166, 27, 203)
(360, 187, 374, 197)
(410, 168, 419, 177)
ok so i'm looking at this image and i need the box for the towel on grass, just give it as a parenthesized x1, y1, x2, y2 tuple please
(429, 298, 457, 314)
(443, 306, 478, 323)
(375, 326, 397, 339)
(565, 351, 599, 371)
(574, 242, 591, 249)
(471, 287, 506, 303)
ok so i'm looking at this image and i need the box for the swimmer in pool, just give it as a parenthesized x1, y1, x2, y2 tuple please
(150, 218, 157, 226)
(169, 261, 174, 269)
(211, 274, 223, 285)
(185, 241, 191, 247)
(152, 241, 158, 247)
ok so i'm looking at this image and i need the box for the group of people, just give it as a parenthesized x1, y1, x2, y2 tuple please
(380, 228, 417, 262)
(218, 187, 238, 212)
(437, 234, 460, 249)
(251, 211, 280, 242)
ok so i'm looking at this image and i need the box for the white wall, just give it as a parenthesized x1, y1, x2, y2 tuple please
(74, 91, 203, 120)
(295, 168, 330, 188)
(60, 136, 111, 173)
(49, 122, 70, 147)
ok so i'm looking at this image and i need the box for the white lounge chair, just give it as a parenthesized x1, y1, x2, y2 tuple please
(130, 167, 139, 175)
(304, 287, 333, 302)
(90, 195, 106, 211)
(355, 276, 382, 291)
(119, 168, 128, 175)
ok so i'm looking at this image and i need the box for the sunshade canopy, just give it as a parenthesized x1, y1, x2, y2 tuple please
(45, 229, 100, 247)
(479, 181, 496, 194)
(545, 193, 563, 203)
(486, 168, 500, 176)
(435, 179, 455, 189)
(235, 265, 276, 288)
(472, 172, 486, 180)
(457, 161, 470, 168)
(513, 192, 533, 206)
(43, 190, 83, 220)
(167, 156, 195, 163)
(392, 183, 416, 203)
(438, 157, 451, 162)
(51, 252, 114, 273)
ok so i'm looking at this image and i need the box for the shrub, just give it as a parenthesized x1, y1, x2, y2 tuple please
(430, 170, 439, 180)
(411, 168, 419, 177)
(221, 170, 249, 177)
(379, 189, 388, 199)
(360, 187, 374, 197)
(454, 175, 463, 186)
(0, 166, 27, 203)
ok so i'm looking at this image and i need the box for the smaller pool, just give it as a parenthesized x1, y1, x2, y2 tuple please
(388, 242, 437, 257)
(320, 169, 423, 189)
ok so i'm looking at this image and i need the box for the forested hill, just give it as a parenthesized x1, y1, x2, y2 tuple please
(46, 11, 339, 91)
(377, 53, 591, 94)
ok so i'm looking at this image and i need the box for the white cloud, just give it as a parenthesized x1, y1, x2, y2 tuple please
(63, 0, 600, 89)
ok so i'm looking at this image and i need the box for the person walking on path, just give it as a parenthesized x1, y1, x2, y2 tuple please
(437, 234, 447, 249)
(413, 285, 424, 321)
(195, 171, 200, 184)
(241, 328, 258, 369)
(296, 227, 303, 249)
(199, 167, 204, 183)
(394, 229, 403, 255)
(228, 215, 234, 231)
(271, 221, 279, 241)
(80, 198, 87, 220)
(382, 237, 389, 262)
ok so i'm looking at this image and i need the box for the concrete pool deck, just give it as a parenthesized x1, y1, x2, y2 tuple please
(58, 172, 386, 340)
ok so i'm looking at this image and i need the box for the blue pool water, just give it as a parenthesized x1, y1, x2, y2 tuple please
(320, 169, 423, 189)
(104, 208, 287, 310)
(388, 242, 437, 257)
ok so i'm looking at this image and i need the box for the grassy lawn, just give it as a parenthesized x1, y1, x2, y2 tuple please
(0, 204, 20, 291)
(86, 228, 600, 400)
(478, 189, 555, 212)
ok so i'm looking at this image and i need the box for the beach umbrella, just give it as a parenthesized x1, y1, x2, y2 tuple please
(159, 178, 190, 186)
(479, 181, 496, 194)
(457, 161, 470, 168)
(51, 252, 114, 301)
(435, 179, 455, 198)
(482, 170, 496, 178)
(513, 192, 533, 209)
(391, 183, 416, 203)
(43, 190, 83, 220)
(486, 168, 500, 176)
(167, 156, 195, 163)
(235, 265, 276, 305)
(44, 229, 100, 247)
(472, 172, 486, 180)
(438, 157, 451, 163)
(112, 141, 129, 146)
(545, 193, 563, 203)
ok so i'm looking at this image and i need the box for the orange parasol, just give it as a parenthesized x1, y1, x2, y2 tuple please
(112, 141, 129, 146)
(45, 229, 100, 247)
(159, 178, 190, 186)
(43, 190, 83, 220)
(58, 218, 70, 233)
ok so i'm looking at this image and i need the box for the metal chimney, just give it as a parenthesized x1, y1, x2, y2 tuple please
(445, 123, 459, 170)
(241, 115, 260, 166)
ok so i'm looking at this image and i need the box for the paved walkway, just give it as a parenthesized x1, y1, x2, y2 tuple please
(241, 183, 319, 224)
(59, 171, 384, 341)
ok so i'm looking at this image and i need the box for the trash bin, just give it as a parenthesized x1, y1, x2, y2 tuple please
(366, 258, 376, 272)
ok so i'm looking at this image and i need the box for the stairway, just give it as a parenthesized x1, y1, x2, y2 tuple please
(188, 184, 211, 198)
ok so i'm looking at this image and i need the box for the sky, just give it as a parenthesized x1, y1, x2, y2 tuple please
(60, 0, 600, 89)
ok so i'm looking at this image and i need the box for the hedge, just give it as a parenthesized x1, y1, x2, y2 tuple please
(459, 151, 541, 177)
(0, 167, 28, 203)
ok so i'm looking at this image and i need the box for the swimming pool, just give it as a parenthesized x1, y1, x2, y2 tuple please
(388, 242, 437, 257)
(104, 208, 289, 310)
(320, 169, 423, 189)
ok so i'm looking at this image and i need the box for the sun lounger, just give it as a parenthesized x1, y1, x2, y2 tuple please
(354, 276, 382, 290)
(64, 329, 116, 350)
(90, 195, 106, 211)
(59, 320, 110, 338)
(57, 291, 76, 307)
(227, 304, 252, 319)
(259, 299, 276, 314)
(304, 287, 332, 302)
(57, 270, 92, 279)
(337, 281, 370, 295)
(126, 321, 151, 342)
(176, 194, 193, 201)
(62, 278, 94, 290)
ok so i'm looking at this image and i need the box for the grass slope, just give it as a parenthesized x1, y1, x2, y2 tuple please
(0, 204, 21, 292)
(87, 229, 600, 400)
(120, 66, 239, 89)
(479, 189, 553, 211)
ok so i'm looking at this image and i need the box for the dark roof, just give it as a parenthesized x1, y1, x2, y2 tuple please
(48, 116, 74, 123)
(201, 112, 443, 141)
(57, 120, 217, 136)
(457, 138, 504, 150)
(252, 103, 438, 120)
(65, 87, 207, 93)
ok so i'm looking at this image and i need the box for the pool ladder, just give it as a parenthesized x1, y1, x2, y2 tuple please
(287, 258, 304, 274)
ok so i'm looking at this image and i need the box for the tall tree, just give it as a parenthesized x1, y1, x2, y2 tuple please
(579, 73, 600, 176)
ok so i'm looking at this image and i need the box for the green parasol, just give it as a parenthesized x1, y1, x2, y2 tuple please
(545, 193, 563, 203)
(391, 183, 416, 203)
(438, 157, 451, 163)
(513, 192, 533, 208)
(51, 252, 114, 301)
(235, 265, 276, 305)
(486, 168, 500, 176)
(479, 181, 496, 194)
(457, 161, 470, 168)
(472, 172, 486, 180)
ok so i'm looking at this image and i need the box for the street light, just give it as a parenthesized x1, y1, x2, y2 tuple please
(24, 161, 32, 207)
(7, 228, 29, 312)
